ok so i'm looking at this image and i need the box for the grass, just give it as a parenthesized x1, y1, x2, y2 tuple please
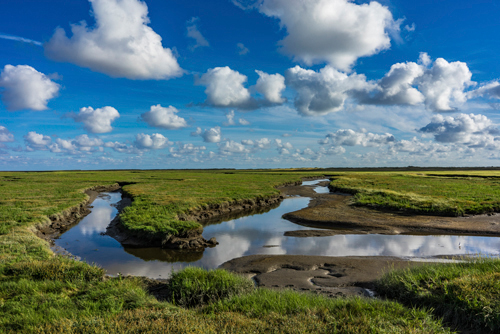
(2, 169, 500, 332)
(168, 267, 254, 308)
(377, 257, 500, 333)
(329, 172, 500, 216)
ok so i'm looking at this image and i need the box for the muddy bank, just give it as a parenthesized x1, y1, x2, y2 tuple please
(34, 184, 121, 243)
(220, 254, 427, 298)
(177, 193, 286, 224)
(281, 181, 500, 236)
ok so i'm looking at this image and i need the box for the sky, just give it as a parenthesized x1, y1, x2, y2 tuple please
(1, 0, 500, 170)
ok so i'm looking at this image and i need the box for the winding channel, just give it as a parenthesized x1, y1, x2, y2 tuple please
(53, 179, 500, 278)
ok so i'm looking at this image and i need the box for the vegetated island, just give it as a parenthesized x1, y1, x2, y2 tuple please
(0, 168, 499, 333)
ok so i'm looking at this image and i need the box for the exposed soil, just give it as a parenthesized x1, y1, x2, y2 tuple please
(280, 181, 500, 236)
(220, 254, 428, 298)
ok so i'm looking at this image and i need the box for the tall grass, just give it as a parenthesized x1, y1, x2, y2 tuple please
(377, 258, 500, 333)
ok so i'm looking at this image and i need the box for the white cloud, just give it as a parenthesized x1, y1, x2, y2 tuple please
(321, 129, 395, 147)
(24, 131, 52, 150)
(239, 118, 250, 125)
(187, 17, 209, 51)
(134, 133, 171, 150)
(169, 142, 206, 157)
(0, 65, 60, 111)
(44, 0, 183, 80)
(74, 134, 104, 151)
(69, 106, 120, 133)
(418, 57, 473, 111)
(285, 65, 372, 116)
(196, 67, 253, 108)
(320, 146, 346, 155)
(219, 140, 249, 155)
(200, 126, 222, 143)
(241, 0, 399, 70)
(255, 70, 286, 104)
(140, 104, 188, 129)
(223, 110, 236, 126)
(419, 113, 498, 147)
(237, 42, 249, 55)
(363, 61, 424, 106)
(0, 126, 14, 143)
(469, 81, 500, 100)
(0, 33, 42, 46)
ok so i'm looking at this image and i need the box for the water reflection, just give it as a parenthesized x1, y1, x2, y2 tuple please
(54, 183, 500, 279)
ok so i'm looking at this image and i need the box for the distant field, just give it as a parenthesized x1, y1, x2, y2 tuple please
(329, 172, 500, 216)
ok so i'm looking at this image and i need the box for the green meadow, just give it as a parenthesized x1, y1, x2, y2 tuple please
(0, 169, 499, 333)
(329, 171, 500, 216)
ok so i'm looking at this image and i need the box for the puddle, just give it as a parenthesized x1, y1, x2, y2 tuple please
(54, 180, 500, 278)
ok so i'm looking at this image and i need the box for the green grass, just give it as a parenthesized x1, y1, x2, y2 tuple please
(329, 172, 500, 216)
(377, 258, 500, 333)
(168, 267, 254, 308)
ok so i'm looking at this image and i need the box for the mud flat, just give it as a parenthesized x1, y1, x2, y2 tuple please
(280, 181, 500, 236)
(220, 254, 428, 298)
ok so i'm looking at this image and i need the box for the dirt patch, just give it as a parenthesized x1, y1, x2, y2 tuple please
(281, 184, 500, 236)
(220, 254, 428, 298)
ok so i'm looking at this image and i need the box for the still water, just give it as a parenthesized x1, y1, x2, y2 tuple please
(54, 180, 500, 278)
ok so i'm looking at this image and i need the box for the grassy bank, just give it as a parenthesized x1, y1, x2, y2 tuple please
(329, 172, 500, 216)
(377, 258, 500, 333)
(0, 170, 320, 238)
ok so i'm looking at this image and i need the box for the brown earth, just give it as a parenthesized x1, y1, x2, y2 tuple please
(220, 254, 429, 297)
(280, 181, 500, 236)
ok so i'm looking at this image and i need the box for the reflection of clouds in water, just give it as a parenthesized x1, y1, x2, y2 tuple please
(56, 190, 500, 279)
(79, 206, 113, 235)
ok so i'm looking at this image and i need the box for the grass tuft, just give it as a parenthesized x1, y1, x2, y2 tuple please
(168, 267, 254, 308)
(377, 258, 500, 333)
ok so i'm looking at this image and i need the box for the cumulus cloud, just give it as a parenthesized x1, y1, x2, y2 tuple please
(192, 126, 222, 143)
(284, 54, 476, 115)
(140, 105, 188, 130)
(418, 57, 473, 111)
(68, 106, 120, 133)
(223, 110, 236, 126)
(219, 140, 249, 155)
(0, 126, 14, 143)
(239, 118, 250, 125)
(44, 0, 183, 80)
(134, 133, 171, 149)
(169, 142, 206, 157)
(469, 81, 500, 100)
(419, 113, 498, 147)
(197, 67, 286, 109)
(255, 70, 286, 104)
(237, 42, 249, 55)
(196, 67, 253, 108)
(186, 17, 209, 51)
(320, 129, 395, 147)
(285, 65, 372, 116)
(24, 131, 52, 150)
(363, 61, 424, 106)
(73, 134, 104, 151)
(236, 0, 399, 70)
(0, 65, 60, 111)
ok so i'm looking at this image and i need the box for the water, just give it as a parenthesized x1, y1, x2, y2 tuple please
(53, 180, 500, 278)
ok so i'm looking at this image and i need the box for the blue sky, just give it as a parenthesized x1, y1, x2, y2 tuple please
(1, 0, 500, 170)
